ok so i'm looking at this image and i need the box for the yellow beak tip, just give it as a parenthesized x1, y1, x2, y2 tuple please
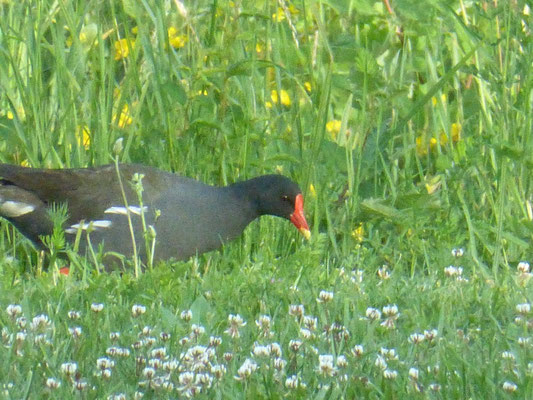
(300, 228, 311, 240)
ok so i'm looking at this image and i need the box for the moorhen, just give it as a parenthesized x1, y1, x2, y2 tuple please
(0, 163, 310, 267)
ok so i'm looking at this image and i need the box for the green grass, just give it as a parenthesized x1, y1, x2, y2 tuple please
(0, 0, 532, 398)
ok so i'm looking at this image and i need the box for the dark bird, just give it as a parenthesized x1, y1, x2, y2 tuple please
(0, 163, 310, 269)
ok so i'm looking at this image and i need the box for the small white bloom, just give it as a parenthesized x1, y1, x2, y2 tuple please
(6, 304, 22, 318)
(61, 362, 78, 376)
(91, 303, 104, 313)
(131, 304, 147, 317)
(45, 377, 61, 389)
(365, 307, 382, 321)
(317, 354, 337, 376)
(517, 261, 530, 273)
(351, 344, 364, 357)
(502, 381, 517, 393)
(180, 309, 193, 321)
(288, 304, 305, 317)
(317, 290, 334, 303)
(409, 367, 419, 380)
(383, 369, 398, 379)
(235, 358, 258, 380)
(516, 303, 531, 315)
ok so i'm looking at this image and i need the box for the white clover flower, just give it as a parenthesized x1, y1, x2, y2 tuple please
(235, 358, 258, 380)
(269, 342, 282, 358)
(288, 304, 304, 317)
(516, 303, 531, 315)
(131, 304, 147, 317)
(109, 332, 121, 341)
(300, 328, 312, 339)
(90, 303, 104, 313)
(159, 332, 171, 341)
(377, 265, 390, 280)
(317, 354, 337, 377)
(67, 310, 81, 319)
(6, 304, 22, 318)
(16, 316, 27, 329)
(190, 324, 205, 338)
(409, 367, 419, 380)
(502, 381, 517, 393)
(317, 290, 334, 303)
(180, 309, 192, 321)
(150, 347, 167, 359)
(45, 377, 61, 389)
(336, 355, 348, 368)
(107, 394, 126, 400)
(15, 331, 26, 342)
(225, 314, 246, 339)
(74, 380, 88, 391)
(273, 357, 287, 371)
(252, 343, 270, 357)
(365, 307, 382, 321)
(379, 348, 398, 360)
(285, 374, 306, 389)
(61, 362, 78, 376)
(424, 329, 438, 342)
(429, 383, 441, 392)
(444, 265, 463, 277)
(375, 355, 387, 370)
(303, 315, 318, 331)
(183, 345, 209, 372)
(148, 358, 163, 369)
(351, 344, 364, 357)
(69, 326, 82, 338)
(209, 336, 222, 347)
(211, 364, 227, 379)
(451, 247, 464, 257)
(142, 367, 156, 379)
(96, 357, 115, 370)
(382, 304, 399, 317)
(501, 351, 516, 361)
(517, 261, 530, 273)
(289, 339, 302, 352)
(518, 337, 531, 347)
(30, 314, 50, 331)
(409, 333, 425, 344)
(383, 369, 398, 380)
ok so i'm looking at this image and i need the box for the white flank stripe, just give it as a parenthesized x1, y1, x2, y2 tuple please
(65, 220, 113, 234)
(0, 201, 35, 217)
(104, 205, 147, 215)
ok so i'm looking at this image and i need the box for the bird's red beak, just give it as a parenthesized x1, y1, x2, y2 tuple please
(290, 193, 311, 239)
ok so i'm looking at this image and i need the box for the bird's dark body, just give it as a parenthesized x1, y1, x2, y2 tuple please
(0, 163, 305, 268)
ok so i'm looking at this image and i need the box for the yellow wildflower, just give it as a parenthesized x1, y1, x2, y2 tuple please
(425, 175, 442, 194)
(415, 136, 427, 156)
(451, 122, 461, 142)
(256, 42, 264, 54)
(7, 110, 13, 119)
(304, 81, 311, 92)
(309, 183, 316, 198)
(168, 27, 188, 49)
(272, 7, 286, 22)
(351, 224, 364, 243)
(76, 125, 91, 149)
(326, 119, 342, 140)
(131, 26, 139, 35)
(113, 104, 133, 128)
(114, 38, 134, 60)
(270, 89, 291, 107)
(431, 93, 446, 106)
(20, 159, 30, 167)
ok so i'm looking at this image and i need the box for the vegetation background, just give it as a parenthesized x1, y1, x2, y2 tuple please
(0, 0, 531, 398)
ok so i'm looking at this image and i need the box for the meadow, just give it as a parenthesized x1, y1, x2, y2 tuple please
(0, 0, 532, 398)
